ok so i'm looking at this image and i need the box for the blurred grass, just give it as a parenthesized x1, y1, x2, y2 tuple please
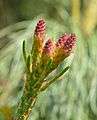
(0, 0, 97, 120)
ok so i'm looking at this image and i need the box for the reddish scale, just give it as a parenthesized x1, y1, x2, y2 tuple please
(64, 33, 76, 52)
(43, 39, 54, 55)
(35, 19, 46, 36)
(56, 33, 76, 53)
(56, 33, 69, 47)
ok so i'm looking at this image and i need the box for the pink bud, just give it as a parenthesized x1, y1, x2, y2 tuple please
(56, 33, 76, 54)
(35, 19, 46, 38)
(43, 39, 55, 57)
(64, 33, 76, 52)
(56, 33, 69, 47)
(54, 33, 76, 65)
(33, 19, 46, 56)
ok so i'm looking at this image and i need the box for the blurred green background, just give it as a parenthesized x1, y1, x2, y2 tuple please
(0, 0, 97, 120)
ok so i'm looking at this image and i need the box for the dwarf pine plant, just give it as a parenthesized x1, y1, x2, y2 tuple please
(15, 19, 76, 120)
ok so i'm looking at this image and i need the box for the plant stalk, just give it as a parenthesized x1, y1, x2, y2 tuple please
(15, 74, 39, 120)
